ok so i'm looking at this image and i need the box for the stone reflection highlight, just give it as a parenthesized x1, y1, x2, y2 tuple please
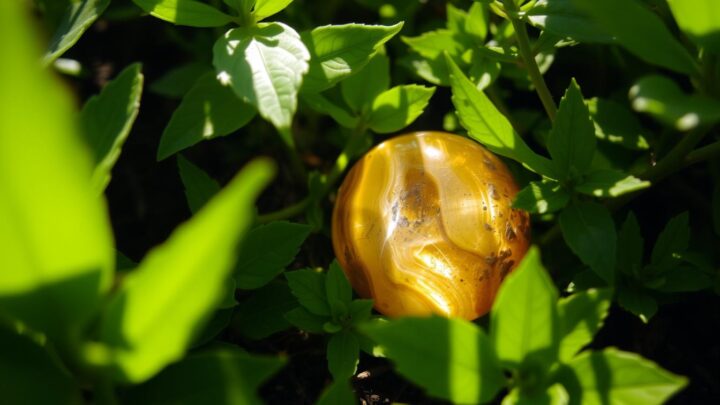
(332, 132, 530, 320)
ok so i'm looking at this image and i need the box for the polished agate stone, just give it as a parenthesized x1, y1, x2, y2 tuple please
(332, 132, 530, 320)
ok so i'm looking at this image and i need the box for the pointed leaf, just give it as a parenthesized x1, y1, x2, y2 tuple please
(316, 380, 356, 405)
(586, 98, 649, 150)
(285, 269, 331, 316)
(327, 330, 360, 379)
(213, 23, 310, 137)
(81, 63, 144, 192)
(559, 348, 687, 404)
(558, 289, 612, 361)
(158, 73, 256, 160)
(253, 0, 294, 21)
(0, 0, 114, 338)
(326, 261, 353, 318)
(617, 286, 657, 323)
(44, 0, 111, 65)
(559, 202, 616, 285)
(360, 316, 504, 404)
(616, 213, 644, 277)
(235, 221, 312, 289)
(233, 281, 297, 340)
(491, 247, 560, 367)
(341, 52, 390, 113)
(366, 85, 436, 134)
(513, 180, 570, 214)
(301, 23, 403, 93)
(447, 55, 555, 177)
(301, 92, 359, 128)
(100, 159, 275, 383)
(177, 156, 221, 214)
(574, 170, 650, 198)
(650, 212, 689, 267)
(132, 0, 234, 27)
(527, 0, 613, 43)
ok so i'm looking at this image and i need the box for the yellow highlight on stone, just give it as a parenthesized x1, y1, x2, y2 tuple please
(332, 132, 530, 320)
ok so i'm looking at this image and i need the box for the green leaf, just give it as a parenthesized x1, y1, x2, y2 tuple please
(630, 75, 720, 131)
(403, 30, 466, 59)
(341, 52, 390, 114)
(616, 213, 644, 277)
(327, 330, 360, 379)
(213, 23, 310, 139)
(446, 55, 555, 177)
(572, 0, 699, 76)
(235, 221, 312, 289)
(233, 281, 297, 340)
(547, 79, 596, 180)
(316, 380, 356, 405)
(150, 63, 211, 98)
(132, 0, 234, 27)
(557, 289, 611, 362)
(502, 383, 569, 405)
(253, 0, 294, 21)
(100, 159, 274, 383)
(191, 307, 234, 348)
(80, 63, 144, 192)
(559, 202, 616, 285)
(301, 92, 359, 128)
(326, 261, 353, 319)
(650, 212, 689, 267)
(0, 0, 114, 338)
(177, 156, 221, 214)
(348, 299, 374, 324)
(667, 0, 720, 53)
(284, 307, 327, 333)
(301, 23, 403, 93)
(0, 327, 83, 405)
(559, 348, 687, 404)
(123, 349, 285, 405)
(651, 263, 714, 293)
(574, 170, 650, 198)
(360, 316, 504, 404)
(491, 247, 560, 368)
(586, 98, 649, 150)
(285, 269, 331, 316)
(513, 180, 570, 214)
(465, 2, 489, 42)
(157, 73, 256, 160)
(366, 85, 436, 134)
(617, 286, 657, 323)
(44, 0, 111, 66)
(526, 0, 613, 43)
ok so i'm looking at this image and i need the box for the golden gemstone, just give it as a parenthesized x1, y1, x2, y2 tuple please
(332, 131, 530, 320)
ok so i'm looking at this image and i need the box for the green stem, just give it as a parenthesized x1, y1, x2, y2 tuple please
(685, 139, 720, 166)
(279, 128, 309, 184)
(256, 122, 368, 223)
(502, 0, 558, 122)
(640, 129, 707, 183)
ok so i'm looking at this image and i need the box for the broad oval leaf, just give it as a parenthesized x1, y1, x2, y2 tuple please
(667, 0, 720, 53)
(491, 247, 560, 368)
(559, 348, 687, 405)
(100, 159, 275, 383)
(0, 0, 114, 338)
(234, 221, 312, 289)
(558, 288, 612, 362)
(559, 202, 616, 285)
(132, 0, 234, 27)
(213, 22, 310, 138)
(366, 84, 436, 134)
(157, 73, 256, 160)
(360, 316, 505, 404)
(301, 23, 402, 93)
(81, 63, 144, 193)
(527, 0, 614, 43)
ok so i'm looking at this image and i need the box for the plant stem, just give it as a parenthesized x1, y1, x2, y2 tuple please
(502, 0, 558, 122)
(685, 139, 720, 166)
(640, 129, 707, 183)
(257, 196, 311, 223)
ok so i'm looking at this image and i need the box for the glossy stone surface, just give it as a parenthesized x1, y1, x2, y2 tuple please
(332, 132, 530, 320)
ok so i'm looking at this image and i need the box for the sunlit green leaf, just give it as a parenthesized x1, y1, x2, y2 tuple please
(44, 0, 111, 65)
(559, 348, 687, 404)
(558, 289, 611, 361)
(360, 316, 504, 404)
(527, 0, 613, 43)
(253, 0, 295, 21)
(81, 63, 144, 192)
(586, 98, 650, 150)
(158, 73, 256, 160)
(574, 170, 650, 198)
(341, 52, 390, 113)
(366, 85, 436, 134)
(513, 181, 570, 214)
(491, 247, 560, 368)
(213, 23, 310, 141)
(132, 0, 233, 27)
(0, 0, 114, 338)
(301, 23, 402, 93)
(100, 160, 274, 383)
(667, 0, 720, 53)
(447, 55, 555, 177)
